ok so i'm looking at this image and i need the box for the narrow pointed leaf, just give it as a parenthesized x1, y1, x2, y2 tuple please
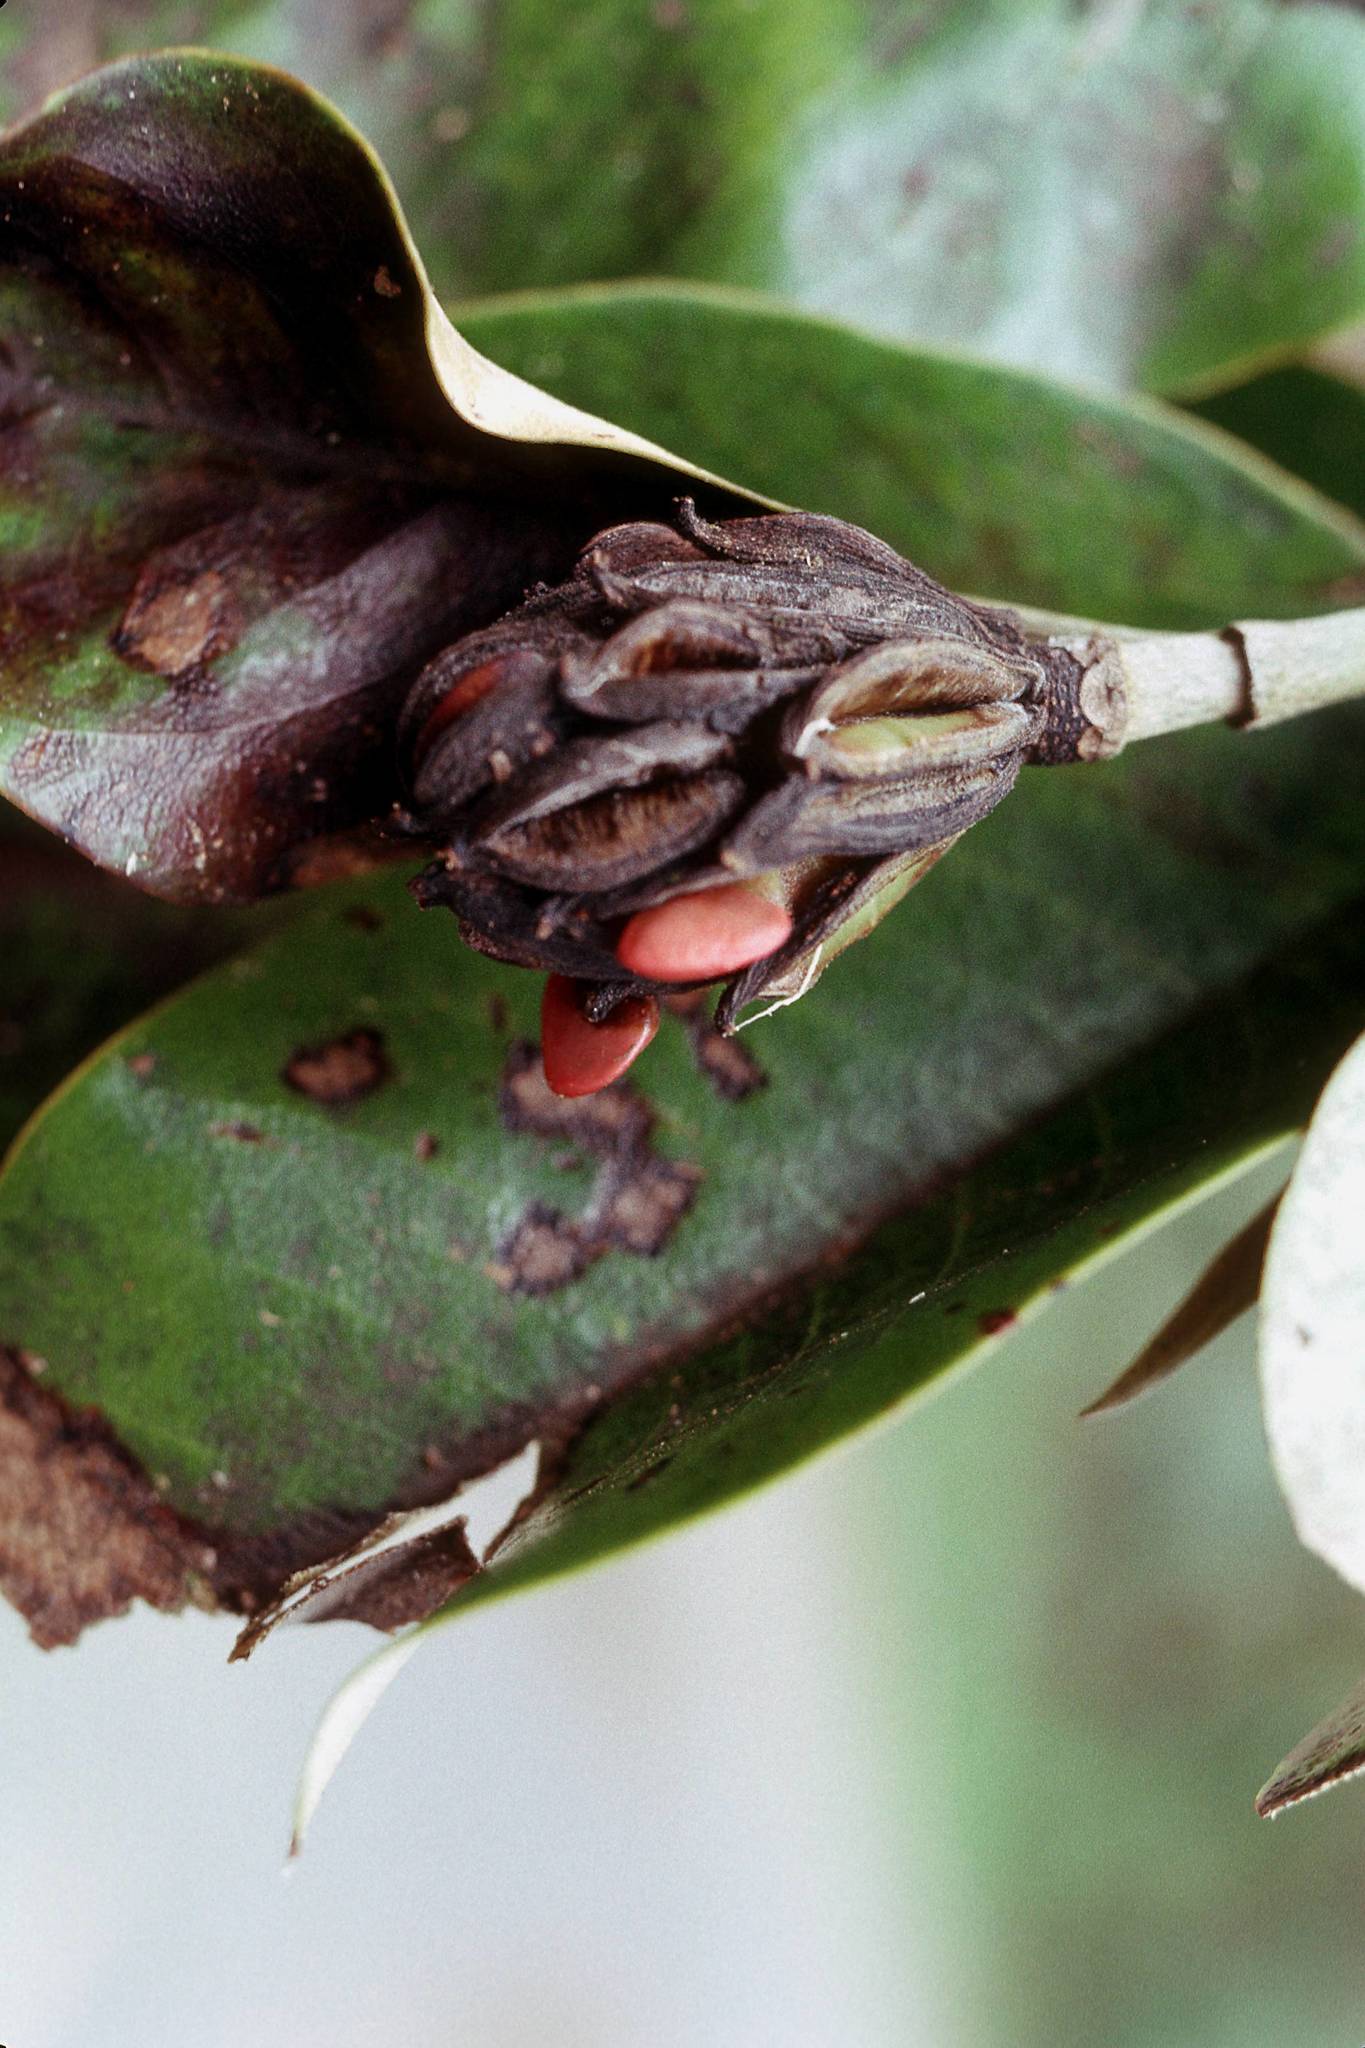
(1257, 1672, 1365, 1818)
(1081, 1193, 1282, 1417)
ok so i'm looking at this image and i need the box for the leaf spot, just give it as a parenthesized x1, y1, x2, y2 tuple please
(113, 566, 242, 681)
(665, 989, 768, 1100)
(492, 1041, 701, 1295)
(283, 1027, 390, 1107)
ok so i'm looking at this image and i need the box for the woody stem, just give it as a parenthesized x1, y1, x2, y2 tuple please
(1024, 604, 1365, 757)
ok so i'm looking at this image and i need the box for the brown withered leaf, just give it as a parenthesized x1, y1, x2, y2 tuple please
(231, 1509, 483, 1661)
(0, 52, 745, 904)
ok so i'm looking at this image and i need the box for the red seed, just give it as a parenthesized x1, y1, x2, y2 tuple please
(415, 656, 511, 755)
(541, 975, 660, 1098)
(615, 884, 792, 984)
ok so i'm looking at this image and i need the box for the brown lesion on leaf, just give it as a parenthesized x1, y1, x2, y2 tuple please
(664, 989, 768, 1101)
(487, 1201, 597, 1296)
(596, 1156, 701, 1254)
(0, 1345, 218, 1648)
(283, 1026, 390, 1106)
(491, 1042, 701, 1296)
(500, 1043, 651, 1152)
(113, 564, 244, 681)
(343, 903, 386, 933)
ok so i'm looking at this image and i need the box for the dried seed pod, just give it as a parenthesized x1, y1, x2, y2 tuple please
(560, 599, 821, 730)
(478, 769, 747, 893)
(720, 755, 1020, 869)
(405, 502, 1091, 1033)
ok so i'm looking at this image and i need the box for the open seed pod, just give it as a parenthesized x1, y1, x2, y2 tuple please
(0, 50, 1090, 1055)
(406, 504, 1084, 1030)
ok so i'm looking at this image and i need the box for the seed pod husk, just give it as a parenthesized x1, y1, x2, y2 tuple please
(406, 504, 1086, 1028)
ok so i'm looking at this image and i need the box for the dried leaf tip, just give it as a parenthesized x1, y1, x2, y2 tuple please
(1255, 1671, 1365, 1819)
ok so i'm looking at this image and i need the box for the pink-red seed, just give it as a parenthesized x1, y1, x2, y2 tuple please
(615, 884, 792, 984)
(541, 975, 660, 1098)
(415, 655, 511, 756)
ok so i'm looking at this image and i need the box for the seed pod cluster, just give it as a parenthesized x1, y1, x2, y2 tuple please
(404, 504, 1084, 1029)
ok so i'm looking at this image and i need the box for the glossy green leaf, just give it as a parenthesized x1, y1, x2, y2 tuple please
(6, 0, 1363, 392)
(1079, 1194, 1280, 1417)
(3, 340, 1364, 1602)
(1191, 368, 1365, 522)
(367, 910, 1365, 1698)
(0, 801, 264, 1154)
(0, 53, 734, 904)
(457, 283, 1365, 626)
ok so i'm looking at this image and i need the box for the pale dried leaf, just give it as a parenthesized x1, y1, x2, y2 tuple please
(1259, 1034, 1365, 1592)
(289, 1634, 422, 1860)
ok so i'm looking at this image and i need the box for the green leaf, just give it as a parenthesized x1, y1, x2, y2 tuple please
(456, 283, 1365, 627)
(293, 912, 1357, 1849)
(1191, 368, 1365, 522)
(5, 51, 1365, 1640)
(7, 1, 1363, 392)
(3, 335, 1364, 1598)
(0, 52, 738, 904)
(0, 801, 262, 1154)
